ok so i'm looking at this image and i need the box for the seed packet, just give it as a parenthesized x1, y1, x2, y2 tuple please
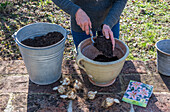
(122, 80, 153, 107)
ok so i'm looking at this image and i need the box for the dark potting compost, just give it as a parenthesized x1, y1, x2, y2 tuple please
(94, 36, 113, 58)
(93, 36, 119, 62)
(21, 31, 64, 47)
(93, 55, 119, 62)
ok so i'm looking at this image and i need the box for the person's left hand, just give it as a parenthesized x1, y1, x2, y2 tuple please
(102, 24, 115, 51)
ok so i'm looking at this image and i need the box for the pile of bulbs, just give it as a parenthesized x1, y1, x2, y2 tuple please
(53, 76, 120, 108)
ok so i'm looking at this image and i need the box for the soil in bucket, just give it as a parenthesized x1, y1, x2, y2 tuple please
(21, 31, 64, 47)
(93, 36, 119, 62)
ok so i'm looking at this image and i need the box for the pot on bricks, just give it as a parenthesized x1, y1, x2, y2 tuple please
(13, 22, 68, 85)
(76, 38, 129, 87)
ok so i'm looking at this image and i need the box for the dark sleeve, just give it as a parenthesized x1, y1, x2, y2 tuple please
(103, 0, 128, 28)
(52, 0, 80, 18)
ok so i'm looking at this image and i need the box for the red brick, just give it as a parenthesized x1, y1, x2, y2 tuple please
(0, 60, 27, 75)
(134, 93, 170, 112)
(0, 60, 169, 112)
(28, 77, 61, 94)
(121, 60, 147, 74)
(79, 74, 122, 93)
(73, 95, 131, 112)
(145, 60, 157, 73)
(0, 75, 29, 93)
(27, 94, 69, 112)
(119, 74, 169, 92)
(37, 106, 67, 112)
(159, 75, 170, 90)
(62, 60, 85, 75)
(140, 74, 169, 92)
(12, 93, 27, 112)
(0, 94, 10, 112)
(73, 91, 170, 112)
(0, 60, 158, 76)
(0, 75, 63, 94)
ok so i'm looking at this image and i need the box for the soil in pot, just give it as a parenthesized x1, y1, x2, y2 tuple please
(93, 55, 119, 62)
(93, 36, 119, 62)
(94, 36, 113, 58)
(21, 31, 64, 47)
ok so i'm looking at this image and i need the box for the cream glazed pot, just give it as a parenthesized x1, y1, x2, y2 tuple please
(76, 38, 129, 87)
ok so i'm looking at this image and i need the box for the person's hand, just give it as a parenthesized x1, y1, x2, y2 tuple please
(102, 24, 115, 51)
(75, 8, 92, 35)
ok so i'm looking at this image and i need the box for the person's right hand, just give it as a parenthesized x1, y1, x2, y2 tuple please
(75, 8, 92, 35)
(102, 24, 115, 51)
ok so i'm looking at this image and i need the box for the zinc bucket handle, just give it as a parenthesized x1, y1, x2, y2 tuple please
(12, 32, 17, 41)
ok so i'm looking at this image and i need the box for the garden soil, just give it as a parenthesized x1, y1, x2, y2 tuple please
(21, 31, 64, 47)
(93, 36, 119, 62)
(93, 55, 119, 62)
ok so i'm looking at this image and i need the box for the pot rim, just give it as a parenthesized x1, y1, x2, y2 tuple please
(77, 38, 129, 65)
(155, 39, 170, 56)
(13, 22, 67, 50)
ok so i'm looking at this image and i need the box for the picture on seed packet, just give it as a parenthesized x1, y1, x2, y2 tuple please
(122, 80, 153, 107)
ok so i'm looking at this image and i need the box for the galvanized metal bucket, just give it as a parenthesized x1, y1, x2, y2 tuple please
(155, 39, 170, 76)
(13, 22, 67, 85)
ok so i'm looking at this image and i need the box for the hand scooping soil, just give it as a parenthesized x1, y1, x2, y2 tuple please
(94, 36, 113, 58)
(93, 36, 119, 62)
(21, 31, 64, 47)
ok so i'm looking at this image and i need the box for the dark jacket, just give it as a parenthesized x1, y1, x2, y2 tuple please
(52, 0, 127, 32)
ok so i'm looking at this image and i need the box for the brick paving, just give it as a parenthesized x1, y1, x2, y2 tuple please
(0, 60, 170, 112)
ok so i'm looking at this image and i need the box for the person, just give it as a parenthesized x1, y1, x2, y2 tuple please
(52, 0, 127, 50)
